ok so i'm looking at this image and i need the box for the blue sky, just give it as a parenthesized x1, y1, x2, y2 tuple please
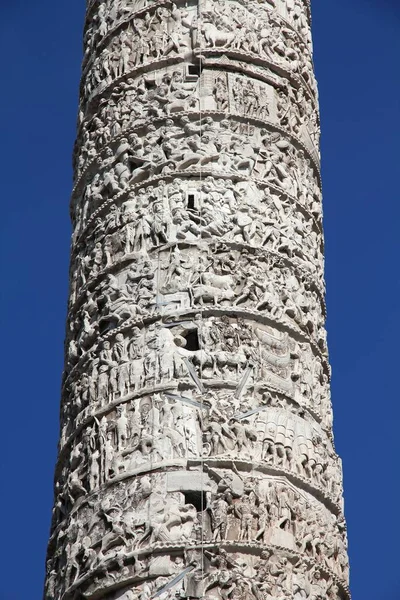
(0, 1, 399, 599)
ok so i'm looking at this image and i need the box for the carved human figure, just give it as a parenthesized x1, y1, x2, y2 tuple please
(210, 493, 230, 542)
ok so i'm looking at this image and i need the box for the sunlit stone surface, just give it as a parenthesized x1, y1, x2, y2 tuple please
(44, 1, 350, 599)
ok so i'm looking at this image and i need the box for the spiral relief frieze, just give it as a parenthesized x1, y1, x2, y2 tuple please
(44, 0, 349, 599)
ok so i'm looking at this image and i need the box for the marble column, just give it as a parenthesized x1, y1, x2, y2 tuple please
(44, 1, 350, 599)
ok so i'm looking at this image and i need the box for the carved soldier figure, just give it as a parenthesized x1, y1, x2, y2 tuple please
(235, 495, 256, 541)
(210, 493, 230, 542)
(115, 405, 129, 451)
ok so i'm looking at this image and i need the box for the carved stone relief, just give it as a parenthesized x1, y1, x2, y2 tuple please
(73, 67, 320, 180)
(44, 0, 349, 598)
(195, 0, 315, 86)
(71, 118, 321, 239)
(46, 469, 347, 599)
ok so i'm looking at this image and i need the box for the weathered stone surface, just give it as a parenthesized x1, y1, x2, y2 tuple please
(44, 1, 349, 599)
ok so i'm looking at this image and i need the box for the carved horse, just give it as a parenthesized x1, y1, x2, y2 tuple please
(200, 22, 236, 47)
